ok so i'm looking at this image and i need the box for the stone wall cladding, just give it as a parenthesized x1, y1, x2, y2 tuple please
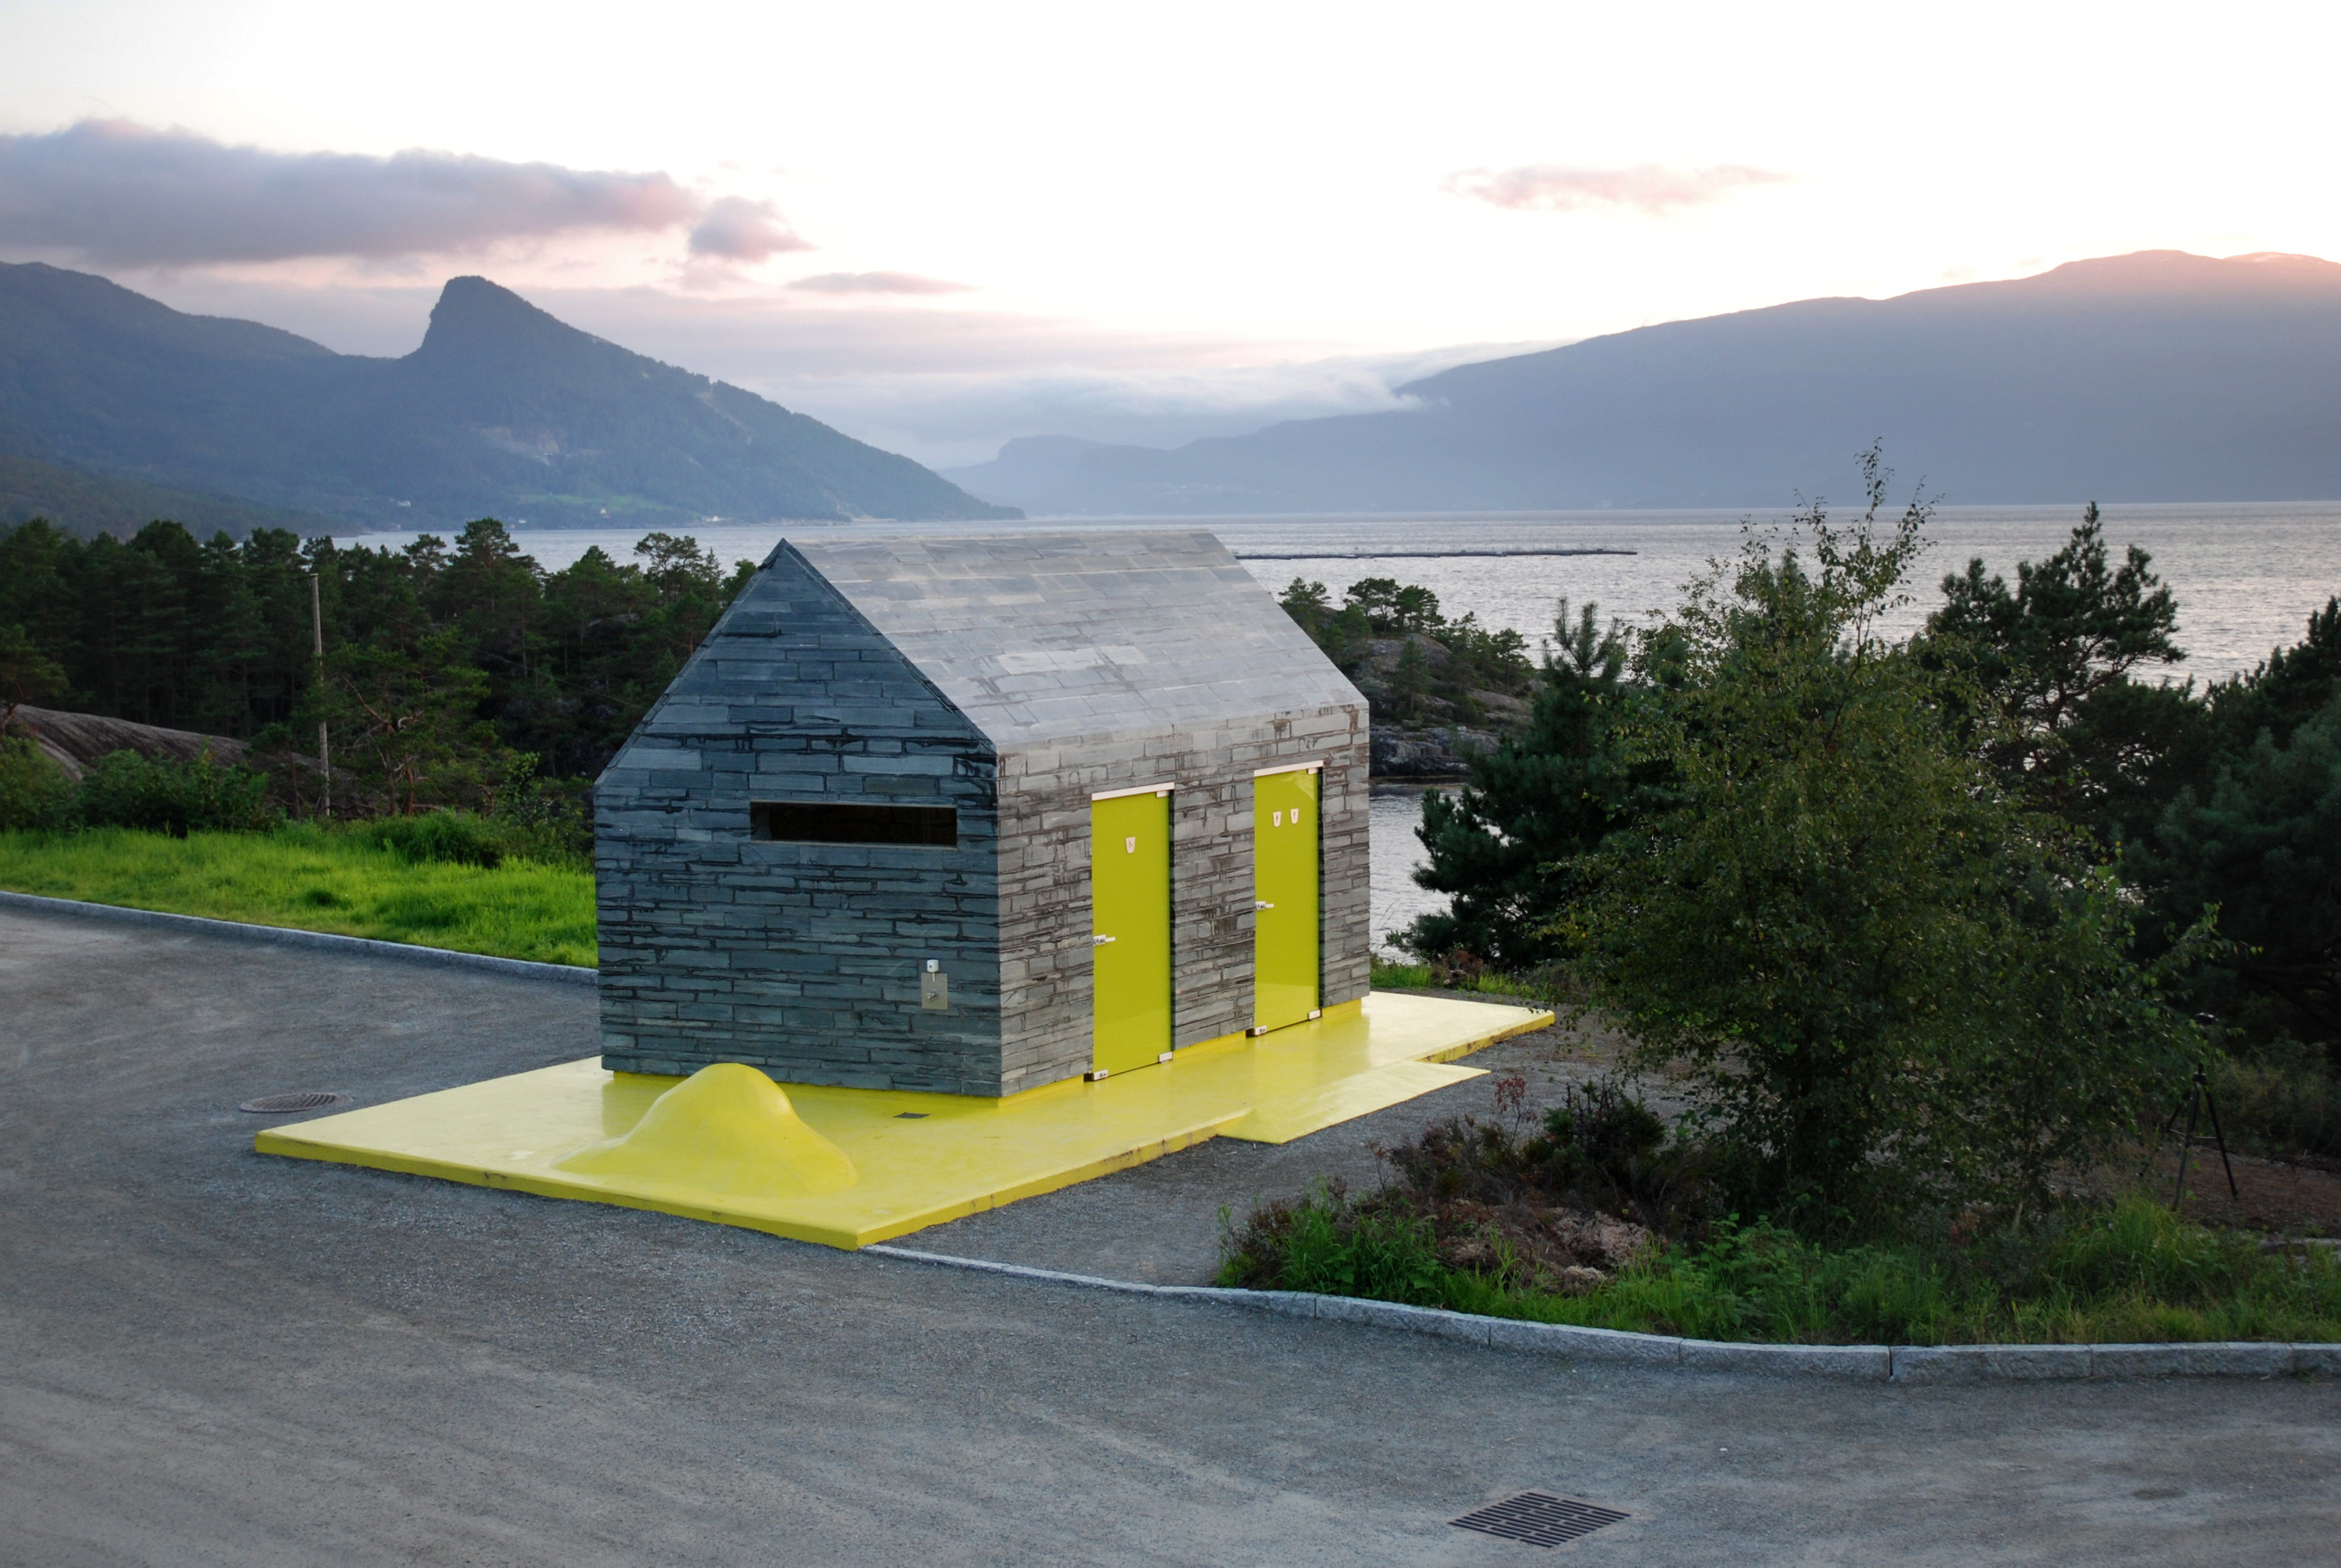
(597, 552, 1007, 1093)
(598, 530, 1374, 1098)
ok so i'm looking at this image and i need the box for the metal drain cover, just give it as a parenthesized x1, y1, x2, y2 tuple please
(1450, 1492, 1629, 1549)
(238, 1092, 352, 1114)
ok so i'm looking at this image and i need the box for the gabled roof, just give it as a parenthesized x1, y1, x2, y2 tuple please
(778, 530, 1362, 749)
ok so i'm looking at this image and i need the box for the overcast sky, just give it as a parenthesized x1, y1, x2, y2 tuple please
(2, 0, 2330, 465)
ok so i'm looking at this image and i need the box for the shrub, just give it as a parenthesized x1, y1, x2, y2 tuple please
(488, 755, 594, 866)
(1564, 464, 2206, 1226)
(363, 810, 506, 868)
(1532, 1080, 1670, 1192)
(73, 749, 276, 836)
(1218, 1181, 1450, 1302)
(361, 811, 509, 868)
(2214, 1040, 2341, 1164)
(1384, 1078, 1715, 1237)
(0, 737, 74, 830)
(359, 808, 582, 870)
(2144, 690, 2341, 1061)
(1369, 958, 1434, 988)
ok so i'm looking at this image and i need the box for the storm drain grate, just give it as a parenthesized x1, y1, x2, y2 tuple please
(1450, 1492, 1629, 1549)
(238, 1092, 352, 1114)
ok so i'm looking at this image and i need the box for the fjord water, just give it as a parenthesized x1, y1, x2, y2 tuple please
(345, 501, 2341, 952)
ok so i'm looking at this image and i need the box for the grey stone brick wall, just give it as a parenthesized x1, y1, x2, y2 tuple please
(597, 530, 1372, 1097)
(596, 551, 1007, 1093)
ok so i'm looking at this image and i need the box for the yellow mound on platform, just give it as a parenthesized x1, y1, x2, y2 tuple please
(557, 1064, 858, 1197)
(256, 991, 1551, 1249)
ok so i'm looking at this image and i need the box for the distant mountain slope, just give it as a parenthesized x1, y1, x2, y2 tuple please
(0, 454, 339, 540)
(953, 252, 2341, 514)
(938, 435, 1112, 516)
(0, 263, 1019, 532)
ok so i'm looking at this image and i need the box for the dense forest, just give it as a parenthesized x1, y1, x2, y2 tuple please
(0, 515, 755, 817)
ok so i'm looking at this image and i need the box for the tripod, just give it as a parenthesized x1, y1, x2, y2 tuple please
(2166, 1065, 2239, 1209)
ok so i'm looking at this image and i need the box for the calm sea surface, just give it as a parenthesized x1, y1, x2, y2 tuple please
(344, 502, 2341, 954)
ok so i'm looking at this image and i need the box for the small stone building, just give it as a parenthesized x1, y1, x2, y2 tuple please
(594, 530, 1370, 1096)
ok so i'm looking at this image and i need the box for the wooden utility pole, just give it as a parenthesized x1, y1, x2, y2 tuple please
(310, 573, 331, 818)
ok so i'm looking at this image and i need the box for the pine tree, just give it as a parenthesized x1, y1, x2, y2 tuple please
(1400, 599, 1644, 968)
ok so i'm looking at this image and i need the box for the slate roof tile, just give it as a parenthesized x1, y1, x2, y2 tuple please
(778, 530, 1363, 751)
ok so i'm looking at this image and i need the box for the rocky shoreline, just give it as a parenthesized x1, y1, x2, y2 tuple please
(1369, 723, 1500, 780)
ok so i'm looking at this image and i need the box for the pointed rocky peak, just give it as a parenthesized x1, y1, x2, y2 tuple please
(411, 275, 630, 373)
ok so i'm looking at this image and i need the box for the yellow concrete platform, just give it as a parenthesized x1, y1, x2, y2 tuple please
(256, 991, 1553, 1249)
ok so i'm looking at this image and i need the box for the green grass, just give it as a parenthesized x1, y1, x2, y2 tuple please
(1369, 957, 1539, 1000)
(1220, 1188, 2341, 1346)
(0, 826, 596, 966)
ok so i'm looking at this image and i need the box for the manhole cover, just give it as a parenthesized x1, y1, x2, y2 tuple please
(238, 1092, 352, 1114)
(1450, 1492, 1629, 1549)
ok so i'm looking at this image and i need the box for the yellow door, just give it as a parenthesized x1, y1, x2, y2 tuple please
(1091, 790, 1172, 1074)
(1252, 768, 1320, 1032)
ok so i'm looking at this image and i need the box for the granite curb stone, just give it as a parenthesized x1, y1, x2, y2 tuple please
(2292, 1343, 2341, 1375)
(865, 1245, 2332, 1383)
(1891, 1344, 2093, 1383)
(1684, 1340, 1892, 1379)
(2085, 1344, 2197, 1378)
(1484, 1318, 1685, 1367)
(0, 891, 598, 986)
(1312, 1295, 1494, 1343)
(2186, 1341, 2300, 1377)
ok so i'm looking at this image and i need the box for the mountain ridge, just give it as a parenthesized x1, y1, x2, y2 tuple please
(0, 264, 1018, 533)
(945, 251, 2341, 514)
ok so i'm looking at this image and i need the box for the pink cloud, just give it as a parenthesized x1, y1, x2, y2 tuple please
(686, 196, 812, 262)
(1441, 163, 1789, 216)
(787, 271, 975, 295)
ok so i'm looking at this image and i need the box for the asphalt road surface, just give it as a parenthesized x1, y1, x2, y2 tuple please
(4, 904, 2336, 1565)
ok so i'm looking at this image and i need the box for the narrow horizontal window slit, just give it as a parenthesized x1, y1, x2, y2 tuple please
(750, 800, 958, 847)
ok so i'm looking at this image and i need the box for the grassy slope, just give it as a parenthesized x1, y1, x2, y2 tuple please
(1225, 1190, 2341, 1346)
(0, 826, 595, 966)
(1438, 1205, 2341, 1347)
